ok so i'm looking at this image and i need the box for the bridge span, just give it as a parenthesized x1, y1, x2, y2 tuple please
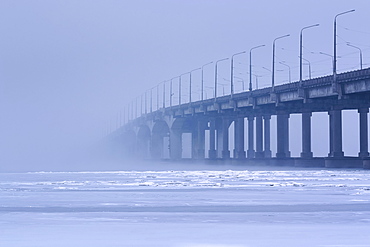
(109, 68, 370, 169)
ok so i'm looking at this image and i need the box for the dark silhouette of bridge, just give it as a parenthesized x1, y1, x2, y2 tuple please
(108, 67, 370, 169)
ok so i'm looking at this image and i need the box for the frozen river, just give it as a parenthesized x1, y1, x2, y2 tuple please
(1, 164, 370, 246)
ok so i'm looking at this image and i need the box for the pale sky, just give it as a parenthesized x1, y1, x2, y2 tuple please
(1, 0, 369, 171)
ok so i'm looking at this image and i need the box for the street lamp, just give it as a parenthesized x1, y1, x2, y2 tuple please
(214, 58, 229, 101)
(170, 77, 178, 107)
(334, 9, 355, 81)
(156, 83, 160, 110)
(300, 56, 312, 79)
(201, 61, 213, 101)
(279, 61, 291, 83)
(234, 76, 245, 91)
(319, 51, 335, 70)
(347, 43, 363, 69)
(140, 94, 143, 116)
(249, 44, 265, 91)
(254, 74, 262, 89)
(162, 80, 167, 109)
(150, 86, 154, 113)
(300, 24, 319, 86)
(144, 91, 147, 114)
(272, 34, 290, 91)
(179, 72, 188, 105)
(231, 51, 246, 97)
(189, 68, 201, 103)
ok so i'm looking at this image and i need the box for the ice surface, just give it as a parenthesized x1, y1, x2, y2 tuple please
(1, 167, 370, 246)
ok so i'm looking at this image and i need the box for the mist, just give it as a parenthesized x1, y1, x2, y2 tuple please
(1, 0, 369, 172)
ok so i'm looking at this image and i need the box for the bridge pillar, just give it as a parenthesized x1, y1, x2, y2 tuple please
(196, 119, 207, 159)
(358, 108, 369, 158)
(301, 112, 313, 158)
(255, 115, 264, 158)
(170, 130, 182, 160)
(247, 116, 255, 158)
(263, 115, 272, 158)
(218, 118, 230, 159)
(233, 117, 246, 159)
(222, 118, 230, 159)
(276, 113, 290, 158)
(191, 128, 198, 159)
(329, 109, 344, 157)
(208, 119, 217, 159)
(151, 134, 164, 159)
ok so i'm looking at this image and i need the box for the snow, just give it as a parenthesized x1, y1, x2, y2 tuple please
(1, 167, 370, 246)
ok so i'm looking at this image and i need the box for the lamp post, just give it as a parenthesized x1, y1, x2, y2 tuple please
(162, 81, 166, 109)
(334, 9, 355, 81)
(347, 43, 363, 69)
(144, 91, 147, 114)
(301, 57, 312, 79)
(300, 24, 319, 86)
(279, 61, 291, 83)
(214, 58, 229, 101)
(135, 97, 138, 118)
(201, 61, 213, 101)
(140, 94, 143, 116)
(179, 72, 188, 105)
(156, 83, 160, 111)
(231, 51, 246, 97)
(170, 77, 178, 107)
(272, 34, 290, 91)
(319, 51, 335, 70)
(254, 74, 262, 89)
(234, 76, 245, 91)
(189, 68, 201, 103)
(150, 87, 153, 113)
(249, 45, 265, 91)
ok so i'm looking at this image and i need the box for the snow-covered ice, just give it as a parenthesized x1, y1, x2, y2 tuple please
(1, 166, 370, 246)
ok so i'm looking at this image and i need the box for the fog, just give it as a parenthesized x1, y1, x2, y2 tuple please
(1, 0, 369, 172)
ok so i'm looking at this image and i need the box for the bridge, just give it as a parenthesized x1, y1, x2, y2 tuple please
(107, 67, 370, 169)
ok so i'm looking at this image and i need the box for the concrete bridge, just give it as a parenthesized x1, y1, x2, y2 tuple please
(109, 68, 370, 169)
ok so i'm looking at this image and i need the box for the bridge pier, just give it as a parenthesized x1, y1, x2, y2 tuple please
(358, 108, 369, 158)
(301, 111, 313, 158)
(255, 115, 264, 158)
(276, 113, 290, 158)
(170, 130, 182, 160)
(328, 109, 344, 158)
(151, 133, 164, 159)
(233, 117, 246, 159)
(208, 119, 217, 159)
(247, 116, 255, 158)
(263, 115, 272, 158)
(221, 118, 230, 159)
(196, 119, 207, 159)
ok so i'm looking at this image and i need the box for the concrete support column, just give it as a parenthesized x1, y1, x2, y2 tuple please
(263, 115, 272, 158)
(255, 115, 264, 158)
(247, 116, 255, 158)
(233, 117, 246, 159)
(208, 119, 217, 159)
(191, 129, 198, 159)
(222, 118, 230, 159)
(328, 111, 333, 157)
(216, 120, 223, 159)
(151, 134, 163, 159)
(276, 113, 290, 158)
(170, 130, 182, 159)
(301, 112, 313, 158)
(197, 120, 207, 159)
(358, 108, 369, 157)
(329, 109, 344, 157)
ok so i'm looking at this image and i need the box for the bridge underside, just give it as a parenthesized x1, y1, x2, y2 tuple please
(112, 68, 370, 169)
